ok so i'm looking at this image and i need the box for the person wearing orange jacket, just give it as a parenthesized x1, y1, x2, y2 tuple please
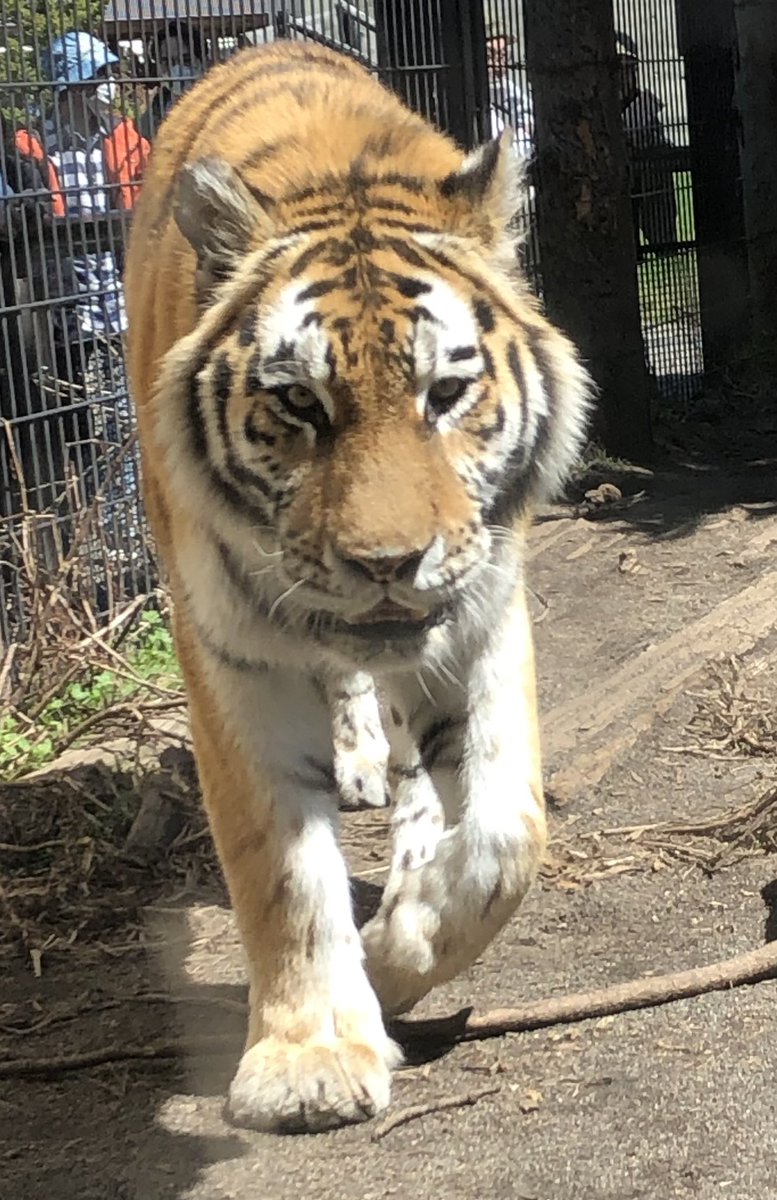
(40, 31, 150, 555)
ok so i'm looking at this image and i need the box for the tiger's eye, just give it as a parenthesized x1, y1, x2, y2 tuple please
(287, 383, 318, 408)
(427, 376, 470, 418)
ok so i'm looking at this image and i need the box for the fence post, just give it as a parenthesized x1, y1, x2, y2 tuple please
(375, 0, 489, 148)
(441, 1, 490, 148)
(676, 0, 749, 373)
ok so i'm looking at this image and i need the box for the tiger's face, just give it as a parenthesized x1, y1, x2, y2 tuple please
(160, 143, 589, 664)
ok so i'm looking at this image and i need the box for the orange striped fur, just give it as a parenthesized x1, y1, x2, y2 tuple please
(126, 40, 591, 1133)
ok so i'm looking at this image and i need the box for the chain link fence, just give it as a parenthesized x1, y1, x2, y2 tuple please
(0, 1, 736, 644)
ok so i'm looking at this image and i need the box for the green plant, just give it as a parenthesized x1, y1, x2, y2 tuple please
(0, 607, 181, 780)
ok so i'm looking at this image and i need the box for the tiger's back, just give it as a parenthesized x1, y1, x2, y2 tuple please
(126, 40, 591, 1135)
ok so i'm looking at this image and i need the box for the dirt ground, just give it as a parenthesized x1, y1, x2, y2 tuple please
(3, 444, 777, 1200)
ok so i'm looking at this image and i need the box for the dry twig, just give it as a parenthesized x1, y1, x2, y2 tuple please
(370, 1084, 500, 1141)
(396, 937, 777, 1048)
(3, 938, 777, 1080)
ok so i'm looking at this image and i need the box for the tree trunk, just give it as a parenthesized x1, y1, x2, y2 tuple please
(734, 0, 777, 345)
(524, 0, 653, 460)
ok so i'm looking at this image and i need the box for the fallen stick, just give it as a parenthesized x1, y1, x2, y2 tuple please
(0, 1035, 229, 1079)
(394, 937, 777, 1047)
(2, 939, 777, 1080)
(370, 1084, 500, 1141)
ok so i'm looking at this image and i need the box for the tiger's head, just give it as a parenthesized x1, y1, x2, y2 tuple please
(156, 133, 591, 666)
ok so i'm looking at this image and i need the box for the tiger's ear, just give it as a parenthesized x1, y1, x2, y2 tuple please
(173, 157, 275, 302)
(438, 129, 524, 250)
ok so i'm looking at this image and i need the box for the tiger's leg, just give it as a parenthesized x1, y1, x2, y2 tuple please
(329, 671, 390, 811)
(362, 590, 545, 1015)
(176, 618, 399, 1131)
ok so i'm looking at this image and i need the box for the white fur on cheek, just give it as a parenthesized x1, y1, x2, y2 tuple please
(254, 280, 336, 420)
(412, 276, 482, 424)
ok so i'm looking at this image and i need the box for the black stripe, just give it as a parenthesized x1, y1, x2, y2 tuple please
(449, 345, 478, 362)
(507, 344, 530, 451)
(372, 218, 448, 236)
(238, 310, 258, 346)
(244, 181, 277, 209)
(475, 402, 506, 441)
(303, 755, 336, 790)
(263, 339, 297, 368)
(507, 339, 527, 396)
(222, 454, 277, 500)
(287, 202, 347, 223)
(197, 618, 270, 673)
(408, 305, 440, 324)
(288, 217, 343, 236)
(525, 328, 556, 474)
(369, 171, 425, 194)
(360, 196, 418, 216)
(361, 130, 402, 158)
(474, 299, 495, 334)
(297, 277, 340, 301)
(379, 236, 431, 270)
(244, 409, 277, 446)
(215, 536, 259, 604)
(419, 243, 517, 326)
(213, 354, 234, 404)
(289, 238, 349, 278)
(419, 717, 462, 769)
(283, 184, 322, 205)
(386, 273, 431, 299)
(350, 224, 378, 253)
(238, 138, 287, 172)
(210, 472, 270, 521)
(379, 318, 395, 344)
(187, 371, 207, 459)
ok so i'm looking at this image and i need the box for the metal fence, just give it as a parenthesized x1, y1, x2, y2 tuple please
(0, 0, 741, 642)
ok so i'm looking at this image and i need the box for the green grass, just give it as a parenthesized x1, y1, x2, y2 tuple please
(675, 171, 696, 242)
(637, 171, 700, 327)
(0, 610, 181, 780)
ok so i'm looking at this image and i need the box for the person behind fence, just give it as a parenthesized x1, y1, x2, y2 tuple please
(485, 26, 536, 273)
(138, 22, 206, 141)
(486, 27, 533, 160)
(40, 32, 150, 523)
(0, 117, 59, 520)
(616, 32, 678, 251)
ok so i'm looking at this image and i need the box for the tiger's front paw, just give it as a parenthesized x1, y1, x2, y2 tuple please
(362, 826, 538, 1016)
(330, 671, 390, 811)
(226, 1032, 400, 1133)
(335, 748, 390, 811)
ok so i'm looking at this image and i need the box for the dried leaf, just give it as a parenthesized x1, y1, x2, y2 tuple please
(517, 1088, 544, 1113)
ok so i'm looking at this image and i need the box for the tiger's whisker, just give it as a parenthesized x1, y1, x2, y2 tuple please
(268, 577, 310, 622)
(253, 540, 283, 560)
(415, 671, 435, 704)
(249, 563, 282, 579)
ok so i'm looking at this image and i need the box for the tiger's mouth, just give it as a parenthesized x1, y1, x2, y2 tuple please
(349, 600, 429, 624)
(326, 600, 449, 642)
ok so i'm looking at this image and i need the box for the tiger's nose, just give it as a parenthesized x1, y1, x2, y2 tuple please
(336, 544, 430, 584)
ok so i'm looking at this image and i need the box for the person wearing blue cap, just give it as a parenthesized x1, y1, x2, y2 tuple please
(41, 31, 149, 545)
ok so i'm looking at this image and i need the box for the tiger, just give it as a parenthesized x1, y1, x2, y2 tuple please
(125, 39, 592, 1134)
